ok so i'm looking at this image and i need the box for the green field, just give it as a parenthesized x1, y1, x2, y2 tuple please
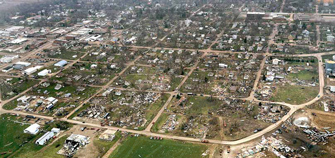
(109, 136, 208, 158)
(270, 85, 319, 104)
(287, 70, 318, 81)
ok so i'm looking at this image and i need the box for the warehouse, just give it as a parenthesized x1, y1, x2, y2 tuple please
(36, 132, 54, 145)
(35, 128, 61, 145)
(24, 123, 40, 135)
(23, 66, 43, 75)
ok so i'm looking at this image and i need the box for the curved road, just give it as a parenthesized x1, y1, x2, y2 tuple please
(0, 52, 327, 146)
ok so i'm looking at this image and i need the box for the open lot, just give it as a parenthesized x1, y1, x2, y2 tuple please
(270, 85, 319, 104)
(0, 114, 32, 158)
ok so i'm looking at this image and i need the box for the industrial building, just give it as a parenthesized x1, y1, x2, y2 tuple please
(23, 66, 43, 75)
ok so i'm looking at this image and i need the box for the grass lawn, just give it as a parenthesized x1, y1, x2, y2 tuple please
(109, 136, 208, 158)
(30, 82, 98, 101)
(270, 85, 319, 104)
(138, 93, 170, 131)
(287, 70, 318, 81)
(170, 77, 183, 90)
(8, 140, 44, 158)
(145, 94, 170, 120)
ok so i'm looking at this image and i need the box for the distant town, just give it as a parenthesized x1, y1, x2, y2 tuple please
(1, 0, 335, 158)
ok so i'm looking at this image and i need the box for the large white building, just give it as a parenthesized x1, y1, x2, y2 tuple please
(38, 69, 51, 76)
(35, 128, 61, 145)
(36, 132, 54, 145)
(24, 123, 40, 135)
(23, 66, 43, 75)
